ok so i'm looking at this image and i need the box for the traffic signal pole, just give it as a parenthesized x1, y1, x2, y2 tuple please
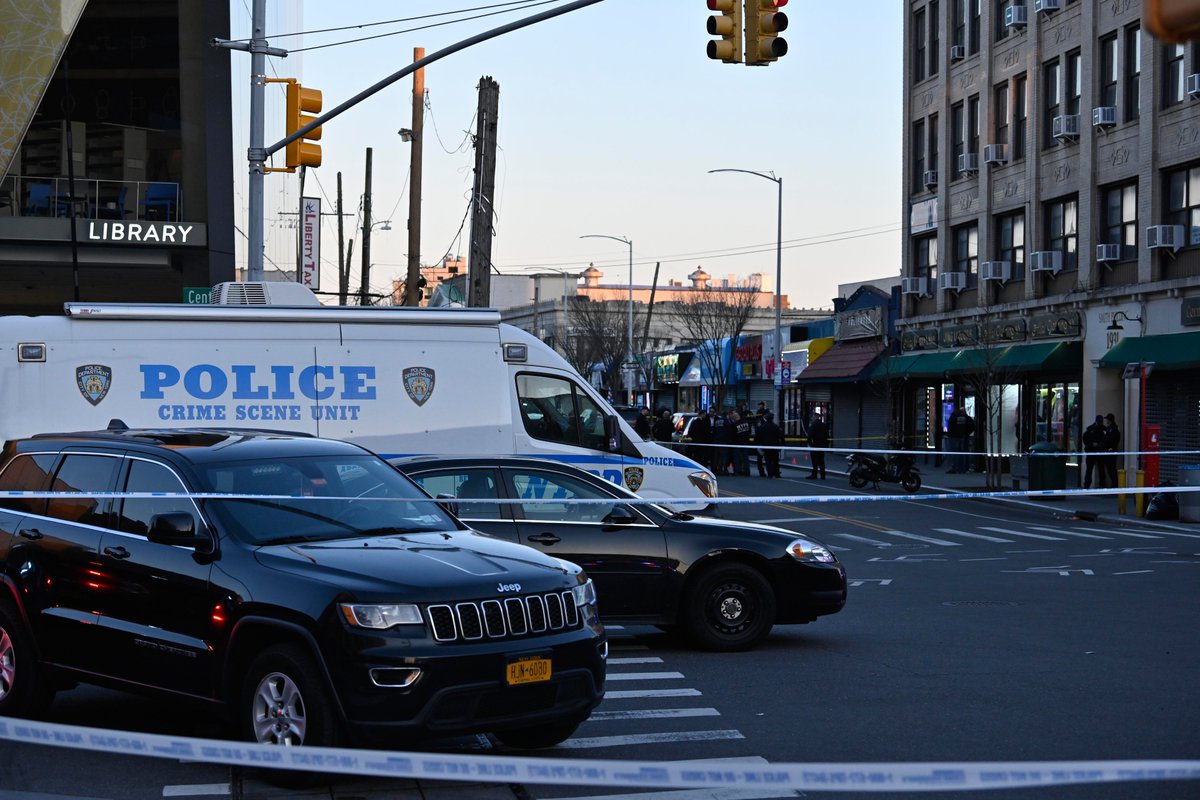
(214, 0, 605, 288)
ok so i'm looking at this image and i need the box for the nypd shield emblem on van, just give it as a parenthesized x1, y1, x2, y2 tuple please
(76, 365, 112, 406)
(402, 366, 435, 406)
(623, 466, 644, 492)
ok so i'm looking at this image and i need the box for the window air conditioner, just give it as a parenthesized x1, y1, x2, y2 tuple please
(1146, 224, 1185, 252)
(1005, 5, 1029, 28)
(1029, 250, 1063, 275)
(958, 152, 979, 175)
(1052, 114, 1080, 141)
(983, 144, 1008, 166)
(950, 44, 966, 61)
(980, 261, 1013, 282)
(1034, 0, 1061, 13)
(940, 272, 967, 292)
(922, 170, 939, 190)
(1092, 106, 1117, 128)
(1095, 243, 1122, 263)
(1188, 73, 1200, 98)
(901, 277, 930, 296)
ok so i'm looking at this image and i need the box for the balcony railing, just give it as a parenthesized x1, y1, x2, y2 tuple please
(0, 176, 181, 222)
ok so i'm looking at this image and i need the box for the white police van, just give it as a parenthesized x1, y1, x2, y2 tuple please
(0, 282, 716, 509)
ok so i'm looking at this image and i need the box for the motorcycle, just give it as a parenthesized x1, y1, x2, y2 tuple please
(847, 451, 922, 493)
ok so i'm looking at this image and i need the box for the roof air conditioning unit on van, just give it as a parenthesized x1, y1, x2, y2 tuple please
(1005, 5, 1028, 28)
(1095, 244, 1122, 263)
(1093, 106, 1118, 128)
(940, 272, 967, 292)
(983, 144, 1008, 166)
(1188, 73, 1200, 98)
(950, 44, 966, 61)
(1029, 250, 1063, 275)
(901, 277, 930, 297)
(922, 170, 938, 190)
(1035, 0, 1061, 13)
(1052, 114, 1080, 141)
(958, 152, 979, 175)
(980, 261, 1013, 283)
(1146, 224, 1185, 253)
(211, 282, 321, 306)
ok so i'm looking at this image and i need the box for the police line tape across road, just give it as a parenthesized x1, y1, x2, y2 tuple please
(659, 440, 1200, 459)
(1, 715, 1197, 792)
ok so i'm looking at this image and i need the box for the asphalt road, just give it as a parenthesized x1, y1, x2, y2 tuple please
(2, 475, 1198, 799)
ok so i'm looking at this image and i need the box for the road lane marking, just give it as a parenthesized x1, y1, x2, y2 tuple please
(883, 530, 962, 546)
(747, 516, 834, 524)
(162, 786, 230, 797)
(587, 708, 721, 721)
(1114, 570, 1154, 575)
(608, 657, 663, 665)
(605, 688, 703, 699)
(1045, 525, 1163, 540)
(606, 672, 686, 681)
(980, 526, 1066, 540)
(934, 527, 1014, 542)
(832, 533, 900, 546)
(1020, 526, 1111, 539)
(557, 730, 745, 749)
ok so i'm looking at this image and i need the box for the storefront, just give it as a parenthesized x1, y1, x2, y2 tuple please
(780, 337, 834, 436)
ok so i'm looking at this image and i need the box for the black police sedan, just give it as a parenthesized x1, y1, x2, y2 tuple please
(393, 456, 847, 652)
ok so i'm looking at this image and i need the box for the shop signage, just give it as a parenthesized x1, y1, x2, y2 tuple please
(735, 338, 763, 363)
(77, 220, 207, 247)
(1183, 297, 1200, 327)
(655, 354, 680, 383)
(300, 196, 320, 290)
(837, 306, 883, 340)
(901, 327, 940, 352)
(1030, 310, 1080, 339)
(940, 323, 979, 348)
(986, 316, 1027, 343)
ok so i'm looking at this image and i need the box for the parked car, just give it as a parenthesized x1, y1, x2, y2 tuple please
(671, 412, 700, 442)
(610, 405, 644, 427)
(394, 455, 847, 652)
(0, 426, 605, 750)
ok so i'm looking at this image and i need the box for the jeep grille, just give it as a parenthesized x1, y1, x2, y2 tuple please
(426, 590, 580, 643)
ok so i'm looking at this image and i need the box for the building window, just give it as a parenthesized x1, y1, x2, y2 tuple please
(953, 223, 979, 287)
(1126, 24, 1141, 121)
(953, 0, 966, 50)
(994, 81, 1009, 146)
(1013, 74, 1028, 160)
(1066, 50, 1082, 116)
(1045, 196, 1078, 271)
(969, 0, 981, 55)
(914, 8, 927, 83)
(995, 0, 1015, 41)
(930, 1, 941, 76)
(995, 211, 1025, 277)
(952, 101, 965, 176)
(1165, 43, 1186, 108)
(968, 94, 980, 157)
(1166, 164, 1200, 248)
(1043, 58, 1061, 148)
(915, 235, 938, 285)
(1100, 34, 1118, 108)
(1102, 183, 1138, 260)
(913, 119, 926, 193)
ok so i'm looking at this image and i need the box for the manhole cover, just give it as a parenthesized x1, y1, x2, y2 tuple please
(941, 600, 1020, 607)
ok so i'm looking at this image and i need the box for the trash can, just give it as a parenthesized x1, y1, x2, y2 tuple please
(1179, 465, 1200, 523)
(1028, 441, 1066, 498)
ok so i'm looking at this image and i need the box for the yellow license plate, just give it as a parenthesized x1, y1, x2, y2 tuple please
(506, 656, 552, 685)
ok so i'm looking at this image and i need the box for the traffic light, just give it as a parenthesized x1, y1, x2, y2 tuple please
(284, 79, 322, 169)
(1145, 0, 1200, 43)
(706, 0, 742, 64)
(745, 0, 789, 65)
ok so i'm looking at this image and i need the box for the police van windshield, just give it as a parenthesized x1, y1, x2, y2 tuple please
(196, 455, 454, 545)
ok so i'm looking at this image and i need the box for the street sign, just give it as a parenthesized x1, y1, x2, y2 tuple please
(183, 286, 211, 304)
(621, 361, 639, 371)
(779, 359, 792, 386)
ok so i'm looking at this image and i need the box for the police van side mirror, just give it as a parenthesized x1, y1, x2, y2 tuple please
(148, 512, 206, 548)
(605, 414, 620, 452)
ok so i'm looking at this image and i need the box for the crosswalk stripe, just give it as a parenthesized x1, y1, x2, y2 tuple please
(604, 688, 703, 699)
(606, 671, 685, 681)
(833, 533, 899, 546)
(980, 526, 1066, 540)
(883, 530, 962, 546)
(587, 707, 721, 721)
(1046, 525, 1164, 540)
(1020, 526, 1111, 540)
(608, 657, 664, 665)
(934, 527, 1013, 543)
(557, 729, 745, 749)
(162, 786, 230, 797)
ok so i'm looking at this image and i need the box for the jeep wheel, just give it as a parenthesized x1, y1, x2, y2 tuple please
(0, 600, 54, 718)
(684, 564, 776, 652)
(494, 714, 587, 749)
(242, 645, 336, 748)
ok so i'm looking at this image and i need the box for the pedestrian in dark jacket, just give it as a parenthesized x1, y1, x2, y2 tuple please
(711, 411, 734, 475)
(1082, 415, 1105, 489)
(633, 407, 652, 439)
(732, 411, 752, 475)
(946, 406, 974, 474)
(756, 412, 784, 477)
(652, 409, 674, 442)
(1101, 413, 1121, 488)
(807, 413, 830, 479)
(689, 409, 713, 467)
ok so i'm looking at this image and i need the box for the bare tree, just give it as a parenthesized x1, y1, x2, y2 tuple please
(561, 298, 647, 399)
(670, 286, 759, 410)
(955, 310, 1023, 489)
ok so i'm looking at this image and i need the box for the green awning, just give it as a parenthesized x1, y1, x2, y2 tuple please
(1098, 331, 1200, 370)
(875, 350, 961, 379)
(949, 341, 1082, 372)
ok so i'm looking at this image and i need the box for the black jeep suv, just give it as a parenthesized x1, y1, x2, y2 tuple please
(0, 427, 605, 749)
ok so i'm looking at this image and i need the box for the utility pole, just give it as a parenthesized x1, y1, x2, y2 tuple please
(467, 76, 499, 307)
(360, 147, 373, 306)
(403, 48, 426, 306)
(337, 171, 347, 304)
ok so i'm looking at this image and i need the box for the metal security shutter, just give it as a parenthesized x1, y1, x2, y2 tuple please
(804, 386, 832, 403)
(747, 381, 775, 410)
(860, 391, 890, 450)
(1145, 373, 1200, 484)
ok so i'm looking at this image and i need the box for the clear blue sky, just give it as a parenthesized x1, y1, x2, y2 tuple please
(229, 1, 902, 309)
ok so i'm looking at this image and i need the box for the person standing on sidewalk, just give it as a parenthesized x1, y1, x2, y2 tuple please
(689, 408, 712, 467)
(756, 411, 784, 477)
(946, 406, 974, 474)
(1082, 415, 1106, 489)
(1102, 413, 1122, 488)
(807, 412, 830, 480)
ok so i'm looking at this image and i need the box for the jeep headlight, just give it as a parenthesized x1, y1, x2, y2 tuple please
(340, 603, 424, 629)
(688, 471, 717, 498)
(571, 578, 597, 608)
(786, 539, 836, 564)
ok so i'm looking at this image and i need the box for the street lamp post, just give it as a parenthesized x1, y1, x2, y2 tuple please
(580, 233, 634, 404)
(708, 169, 783, 423)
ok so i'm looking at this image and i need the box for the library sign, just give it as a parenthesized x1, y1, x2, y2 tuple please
(73, 220, 207, 247)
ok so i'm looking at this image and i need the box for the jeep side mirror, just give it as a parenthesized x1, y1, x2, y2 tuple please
(148, 512, 205, 548)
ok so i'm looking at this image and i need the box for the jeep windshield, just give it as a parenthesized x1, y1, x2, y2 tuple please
(196, 454, 457, 546)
